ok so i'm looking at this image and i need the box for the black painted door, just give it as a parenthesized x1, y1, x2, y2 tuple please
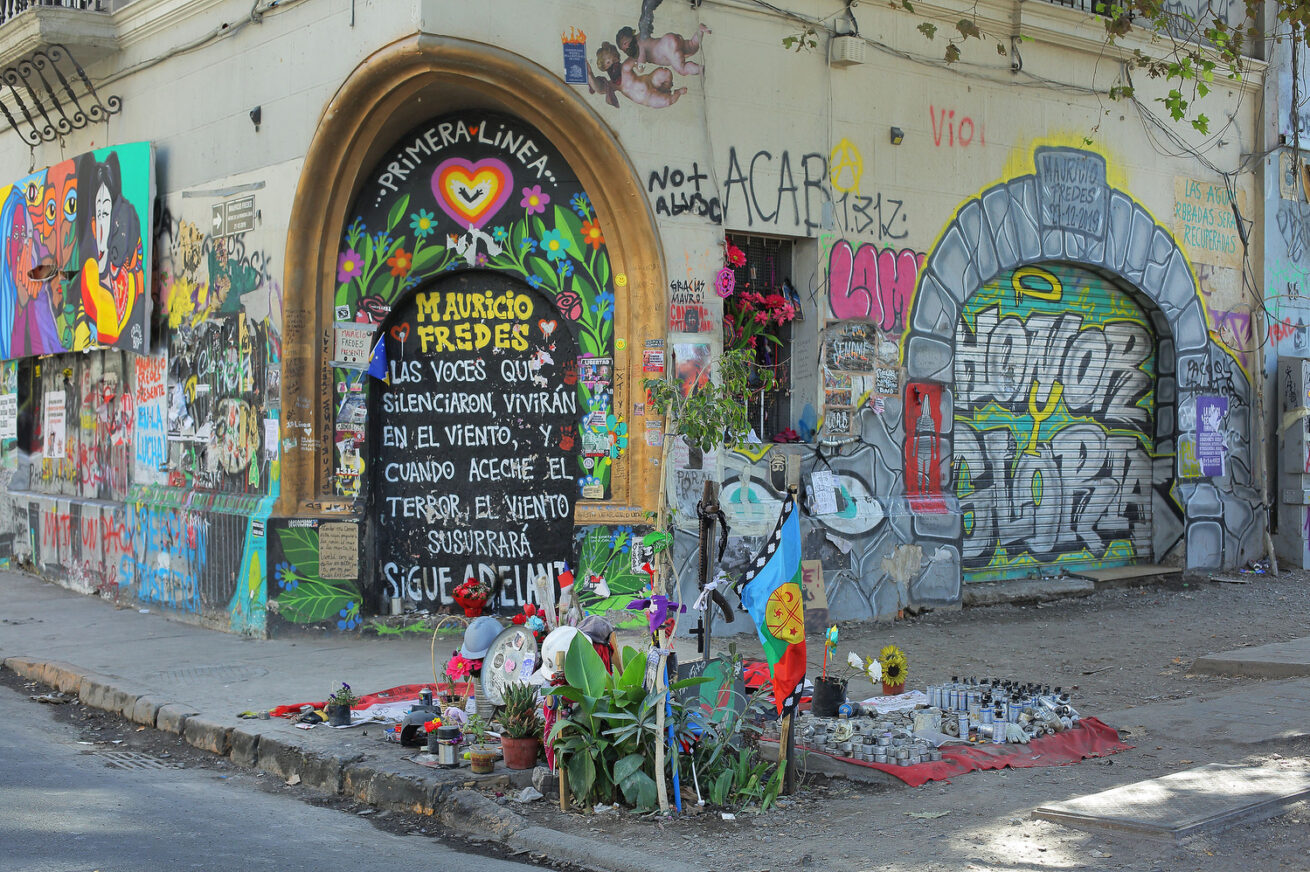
(372, 270, 579, 610)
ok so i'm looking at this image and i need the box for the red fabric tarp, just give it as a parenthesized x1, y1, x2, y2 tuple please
(767, 716, 1131, 787)
(268, 682, 474, 719)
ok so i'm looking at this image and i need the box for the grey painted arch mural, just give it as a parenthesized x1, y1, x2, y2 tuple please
(903, 146, 1262, 576)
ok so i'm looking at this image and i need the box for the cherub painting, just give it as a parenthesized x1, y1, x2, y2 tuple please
(578, 0, 709, 110)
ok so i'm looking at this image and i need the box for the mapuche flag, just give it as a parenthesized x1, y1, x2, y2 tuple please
(737, 493, 805, 716)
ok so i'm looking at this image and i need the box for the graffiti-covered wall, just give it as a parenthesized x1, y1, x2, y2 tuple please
(4, 151, 290, 634)
(0, 0, 1269, 636)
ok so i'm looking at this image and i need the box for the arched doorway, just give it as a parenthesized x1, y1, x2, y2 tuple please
(952, 263, 1158, 580)
(372, 270, 579, 610)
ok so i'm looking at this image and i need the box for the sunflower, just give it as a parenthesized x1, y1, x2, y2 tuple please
(879, 644, 908, 687)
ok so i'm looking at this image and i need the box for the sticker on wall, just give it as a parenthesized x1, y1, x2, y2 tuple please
(562, 28, 588, 84)
(824, 322, 878, 371)
(43, 392, 66, 459)
(1197, 395, 1228, 477)
(904, 382, 944, 514)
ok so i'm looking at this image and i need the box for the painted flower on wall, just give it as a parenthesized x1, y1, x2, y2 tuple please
(541, 228, 568, 262)
(337, 601, 361, 631)
(555, 290, 583, 320)
(591, 291, 615, 321)
(599, 413, 628, 459)
(354, 295, 390, 324)
(520, 185, 550, 215)
(387, 247, 413, 277)
(274, 561, 300, 591)
(409, 209, 436, 238)
(570, 192, 592, 218)
(580, 219, 604, 250)
(338, 250, 363, 284)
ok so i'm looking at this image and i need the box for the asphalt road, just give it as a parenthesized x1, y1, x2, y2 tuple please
(0, 681, 535, 872)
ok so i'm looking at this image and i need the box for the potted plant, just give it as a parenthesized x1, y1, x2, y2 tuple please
(462, 712, 498, 774)
(423, 716, 443, 754)
(325, 682, 357, 727)
(879, 644, 908, 695)
(452, 576, 491, 617)
(498, 681, 542, 770)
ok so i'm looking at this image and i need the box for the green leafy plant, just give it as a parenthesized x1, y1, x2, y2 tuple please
(673, 665, 789, 813)
(893, 0, 1284, 135)
(327, 682, 358, 707)
(463, 712, 493, 746)
(548, 634, 707, 810)
(499, 681, 543, 739)
(645, 346, 771, 453)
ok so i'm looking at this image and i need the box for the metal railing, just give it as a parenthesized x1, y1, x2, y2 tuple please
(0, 1, 105, 28)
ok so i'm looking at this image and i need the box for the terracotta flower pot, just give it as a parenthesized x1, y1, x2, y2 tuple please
(501, 736, 540, 770)
(453, 594, 487, 617)
(882, 681, 905, 696)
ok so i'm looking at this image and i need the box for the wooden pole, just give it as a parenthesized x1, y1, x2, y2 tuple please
(555, 650, 569, 812)
(778, 711, 796, 795)
(780, 481, 800, 796)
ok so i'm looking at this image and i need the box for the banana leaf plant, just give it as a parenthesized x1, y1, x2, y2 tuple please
(547, 633, 707, 811)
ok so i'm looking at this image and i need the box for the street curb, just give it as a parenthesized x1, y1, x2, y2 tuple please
(0, 654, 696, 872)
(1191, 654, 1310, 679)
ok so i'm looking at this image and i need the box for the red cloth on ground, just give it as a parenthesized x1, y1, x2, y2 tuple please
(768, 717, 1131, 787)
(268, 682, 474, 718)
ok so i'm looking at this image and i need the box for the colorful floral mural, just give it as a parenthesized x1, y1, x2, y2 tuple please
(331, 112, 621, 502)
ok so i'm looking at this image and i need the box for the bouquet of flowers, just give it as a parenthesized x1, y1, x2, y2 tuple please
(452, 576, 492, 616)
(879, 644, 908, 693)
(510, 603, 549, 644)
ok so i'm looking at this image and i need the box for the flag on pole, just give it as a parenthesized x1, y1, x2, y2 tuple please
(737, 493, 805, 715)
(367, 335, 389, 384)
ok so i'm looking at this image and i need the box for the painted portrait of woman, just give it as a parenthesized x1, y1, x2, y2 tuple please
(77, 151, 145, 350)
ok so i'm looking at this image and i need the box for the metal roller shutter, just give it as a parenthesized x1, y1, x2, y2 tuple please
(953, 263, 1157, 581)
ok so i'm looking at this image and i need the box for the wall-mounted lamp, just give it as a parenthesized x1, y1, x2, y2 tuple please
(250, 106, 262, 132)
(890, 126, 904, 146)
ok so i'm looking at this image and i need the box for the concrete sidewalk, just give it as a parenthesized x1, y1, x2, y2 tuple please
(0, 570, 704, 872)
(1193, 637, 1310, 679)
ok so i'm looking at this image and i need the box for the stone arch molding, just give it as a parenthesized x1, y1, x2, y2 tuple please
(279, 33, 665, 518)
(903, 146, 1260, 573)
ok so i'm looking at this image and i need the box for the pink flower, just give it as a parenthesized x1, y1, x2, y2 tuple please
(555, 290, 583, 320)
(714, 267, 736, 298)
(521, 185, 550, 215)
(337, 249, 362, 284)
(754, 312, 770, 325)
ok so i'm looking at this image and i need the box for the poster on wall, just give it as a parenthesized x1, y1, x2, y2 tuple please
(43, 392, 66, 459)
(0, 142, 154, 359)
(568, 2, 709, 110)
(1197, 394, 1228, 476)
(0, 385, 14, 441)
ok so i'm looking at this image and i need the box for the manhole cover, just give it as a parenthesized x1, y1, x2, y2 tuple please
(92, 750, 177, 771)
(146, 664, 268, 684)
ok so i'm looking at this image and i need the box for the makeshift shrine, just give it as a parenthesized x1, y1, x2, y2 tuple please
(253, 464, 1129, 813)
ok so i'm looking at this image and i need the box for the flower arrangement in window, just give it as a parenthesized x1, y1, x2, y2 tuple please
(723, 289, 797, 356)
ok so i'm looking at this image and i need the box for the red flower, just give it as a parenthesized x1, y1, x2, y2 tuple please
(555, 290, 583, 320)
(724, 239, 746, 267)
(581, 219, 605, 250)
(387, 248, 412, 277)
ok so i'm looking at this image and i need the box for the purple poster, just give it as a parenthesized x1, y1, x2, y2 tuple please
(1197, 395, 1227, 477)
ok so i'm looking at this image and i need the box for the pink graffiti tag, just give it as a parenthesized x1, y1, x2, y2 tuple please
(827, 240, 924, 332)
